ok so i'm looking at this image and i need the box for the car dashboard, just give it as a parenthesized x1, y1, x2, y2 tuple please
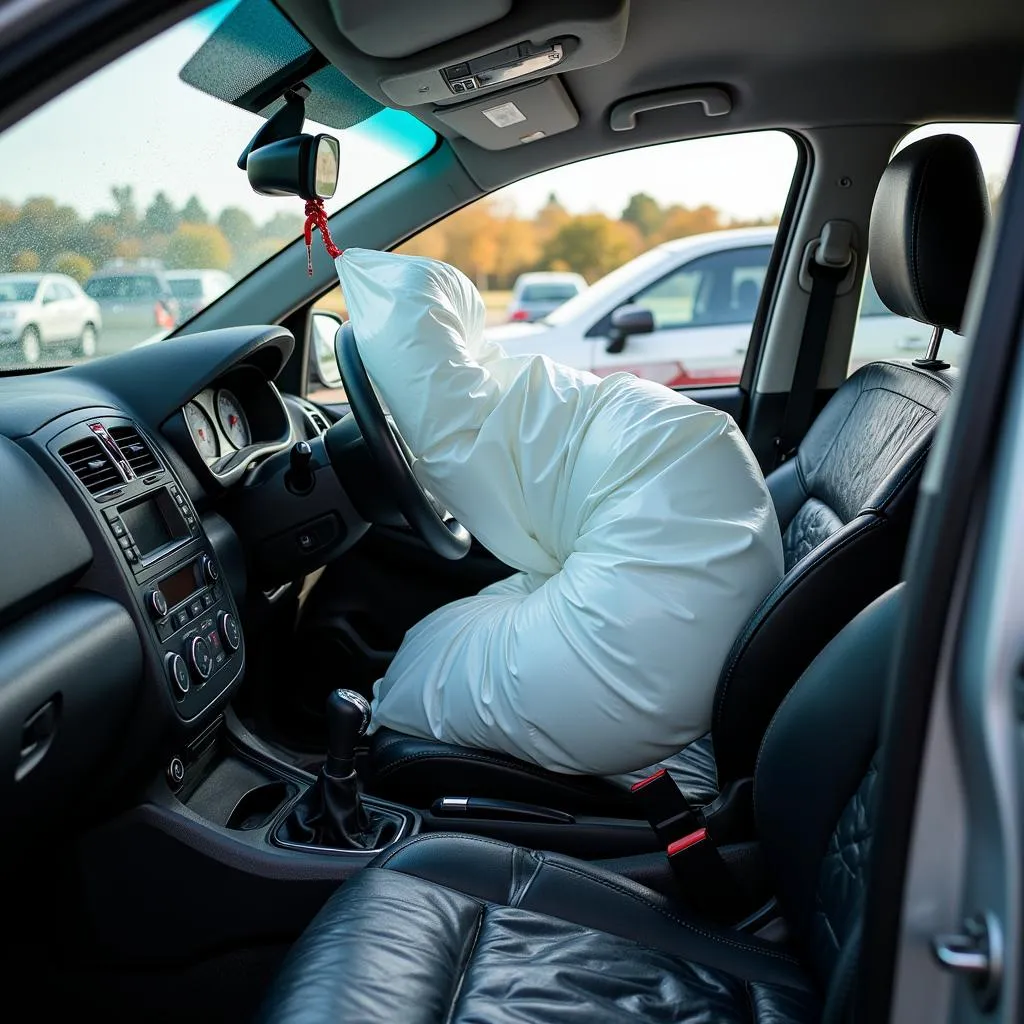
(0, 324, 326, 833)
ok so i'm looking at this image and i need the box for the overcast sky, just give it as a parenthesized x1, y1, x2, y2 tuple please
(0, 2, 1017, 227)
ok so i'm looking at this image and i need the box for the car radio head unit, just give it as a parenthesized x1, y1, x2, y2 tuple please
(119, 491, 189, 560)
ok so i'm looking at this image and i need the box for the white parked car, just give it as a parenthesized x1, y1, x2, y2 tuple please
(0, 273, 102, 364)
(165, 268, 235, 321)
(487, 227, 958, 386)
(506, 271, 587, 322)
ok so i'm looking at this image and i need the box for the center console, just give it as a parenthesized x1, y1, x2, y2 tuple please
(48, 414, 244, 722)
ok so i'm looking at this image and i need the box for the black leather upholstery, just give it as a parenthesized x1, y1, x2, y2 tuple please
(368, 134, 979, 817)
(257, 588, 905, 1024)
(869, 134, 989, 333)
(711, 360, 953, 784)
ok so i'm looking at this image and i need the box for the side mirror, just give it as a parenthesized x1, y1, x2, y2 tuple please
(606, 304, 654, 354)
(310, 311, 345, 389)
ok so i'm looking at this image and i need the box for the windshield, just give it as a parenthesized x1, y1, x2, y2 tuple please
(540, 248, 669, 326)
(0, 0, 435, 369)
(520, 283, 580, 302)
(0, 281, 38, 303)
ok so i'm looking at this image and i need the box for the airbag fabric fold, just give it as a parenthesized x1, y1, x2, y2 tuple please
(336, 249, 783, 775)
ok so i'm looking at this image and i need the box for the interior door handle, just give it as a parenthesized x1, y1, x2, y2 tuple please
(931, 911, 1002, 1011)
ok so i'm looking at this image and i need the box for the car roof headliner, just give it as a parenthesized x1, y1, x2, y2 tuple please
(282, 0, 1024, 192)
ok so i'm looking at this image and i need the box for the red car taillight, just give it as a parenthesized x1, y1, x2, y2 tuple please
(509, 309, 530, 322)
(154, 301, 174, 330)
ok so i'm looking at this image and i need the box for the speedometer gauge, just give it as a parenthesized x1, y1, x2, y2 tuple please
(184, 401, 219, 459)
(216, 389, 251, 448)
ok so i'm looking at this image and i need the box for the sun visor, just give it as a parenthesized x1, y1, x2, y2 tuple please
(330, 0, 513, 60)
(179, 0, 381, 129)
(433, 78, 578, 150)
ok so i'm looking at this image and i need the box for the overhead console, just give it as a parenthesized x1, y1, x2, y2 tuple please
(275, 0, 627, 147)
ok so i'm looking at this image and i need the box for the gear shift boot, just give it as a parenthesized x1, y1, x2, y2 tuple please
(276, 688, 409, 853)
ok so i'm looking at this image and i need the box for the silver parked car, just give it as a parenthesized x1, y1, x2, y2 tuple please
(0, 273, 102, 364)
(83, 259, 179, 354)
(165, 269, 235, 321)
(506, 271, 588, 322)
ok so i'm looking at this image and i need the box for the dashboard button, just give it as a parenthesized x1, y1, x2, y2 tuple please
(117, 535, 132, 549)
(165, 652, 190, 698)
(167, 757, 185, 787)
(109, 520, 126, 538)
(202, 592, 215, 609)
(188, 636, 213, 681)
(172, 609, 189, 629)
(200, 555, 219, 583)
(156, 618, 173, 641)
(188, 598, 204, 619)
(218, 611, 242, 652)
(103, 507, 120, 522)
(124, 548, 138, 564)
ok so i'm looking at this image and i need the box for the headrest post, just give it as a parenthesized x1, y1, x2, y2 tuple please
(913, 325, 950, 371)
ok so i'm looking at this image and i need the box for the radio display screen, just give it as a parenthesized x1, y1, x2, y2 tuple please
(159, 563, 198, 608)
(120, 491, 188, 558)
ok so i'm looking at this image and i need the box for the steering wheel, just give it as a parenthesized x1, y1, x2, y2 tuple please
(333, 321, 471, 560)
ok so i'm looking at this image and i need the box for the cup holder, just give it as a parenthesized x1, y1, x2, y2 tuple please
(225, 781, 293, 831)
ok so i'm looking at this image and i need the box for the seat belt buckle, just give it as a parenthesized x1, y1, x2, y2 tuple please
(666, 826, 746, 920)
(630, 768, 701, 845)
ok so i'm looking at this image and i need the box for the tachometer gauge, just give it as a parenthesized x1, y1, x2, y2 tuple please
(216, 389, 251, 448)
(184, 401, 219, 459)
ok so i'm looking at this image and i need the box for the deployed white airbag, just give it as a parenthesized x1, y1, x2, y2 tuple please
(336, 248, 783, 775)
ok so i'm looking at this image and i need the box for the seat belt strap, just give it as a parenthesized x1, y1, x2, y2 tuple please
(774, 230, 852, 467)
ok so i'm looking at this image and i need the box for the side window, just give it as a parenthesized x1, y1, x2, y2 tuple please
(40, 283, 58, 303)
(848, 122, 1019, 375)
(311, 131, 798, 399)
(54, 282, 75, 300)
(633, 246, 771, 330)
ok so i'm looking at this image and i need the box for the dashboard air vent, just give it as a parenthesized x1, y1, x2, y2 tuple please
(109, 425, 161, 476)
(59, 437, 122, 494)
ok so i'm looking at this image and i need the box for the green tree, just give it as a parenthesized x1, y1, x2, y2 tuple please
(142, 191, 179, 235)
(260, 210, 305, 240)
(165, 223, 231, 269)
(217, 207, 258, 252)
(111, 184, 138, 233)
(180, 195, 209, 225)
(542, 215, 641, 281)
(621, 192, 663, 238)
(13, 250, 40, 271)
(53, 252, 94, 283)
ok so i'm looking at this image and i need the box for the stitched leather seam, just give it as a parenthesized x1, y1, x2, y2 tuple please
(537, 858, 802, 965)
(875, 360, 955, 394)
(445, 905, 484, 1024)
(513, 852, 545, 908)
(864, 444, 931, 514)
(713, 517, 885, 741)
(375, 835, 802, 966)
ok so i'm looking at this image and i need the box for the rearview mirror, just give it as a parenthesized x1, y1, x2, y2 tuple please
(606, 304, 655, 354)
(246, 133, 340, 201)
(311, 311, 345, 388)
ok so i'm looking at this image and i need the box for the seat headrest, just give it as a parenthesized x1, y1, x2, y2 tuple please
(868, 134, 990, 334)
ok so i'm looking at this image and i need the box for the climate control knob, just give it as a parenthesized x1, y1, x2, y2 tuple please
(147, 589, 168, 619)
(188, 635, 213, 681)
(200, 554, 219, 584)
(218, 611, 241, 652)
(165, 652, 190, 698)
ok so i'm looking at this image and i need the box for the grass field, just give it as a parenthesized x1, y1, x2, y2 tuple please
(316, 289, 514, 326)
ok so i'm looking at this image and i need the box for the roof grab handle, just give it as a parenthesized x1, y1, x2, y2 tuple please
(609, 86, 731, 132)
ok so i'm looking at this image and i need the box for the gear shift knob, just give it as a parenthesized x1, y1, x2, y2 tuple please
(326, 688, 371, 776)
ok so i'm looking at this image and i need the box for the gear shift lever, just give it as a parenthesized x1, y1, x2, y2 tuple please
(281, 688, 396, 850)
(326, 688, 370, 777)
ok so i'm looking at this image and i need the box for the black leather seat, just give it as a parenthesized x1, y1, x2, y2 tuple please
(368, 133, 987, 816)
(257, 585, 905, 1024)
